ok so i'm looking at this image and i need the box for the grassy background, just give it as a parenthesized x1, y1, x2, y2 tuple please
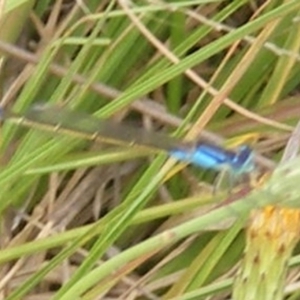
(0, 1, 300, 299)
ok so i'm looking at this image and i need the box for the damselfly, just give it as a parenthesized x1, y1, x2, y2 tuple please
(0, 104, 255, 175)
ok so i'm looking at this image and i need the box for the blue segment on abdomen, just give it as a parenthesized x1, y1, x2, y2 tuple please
(169, 143, 254, 174)
(170, 143, 233, 171)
